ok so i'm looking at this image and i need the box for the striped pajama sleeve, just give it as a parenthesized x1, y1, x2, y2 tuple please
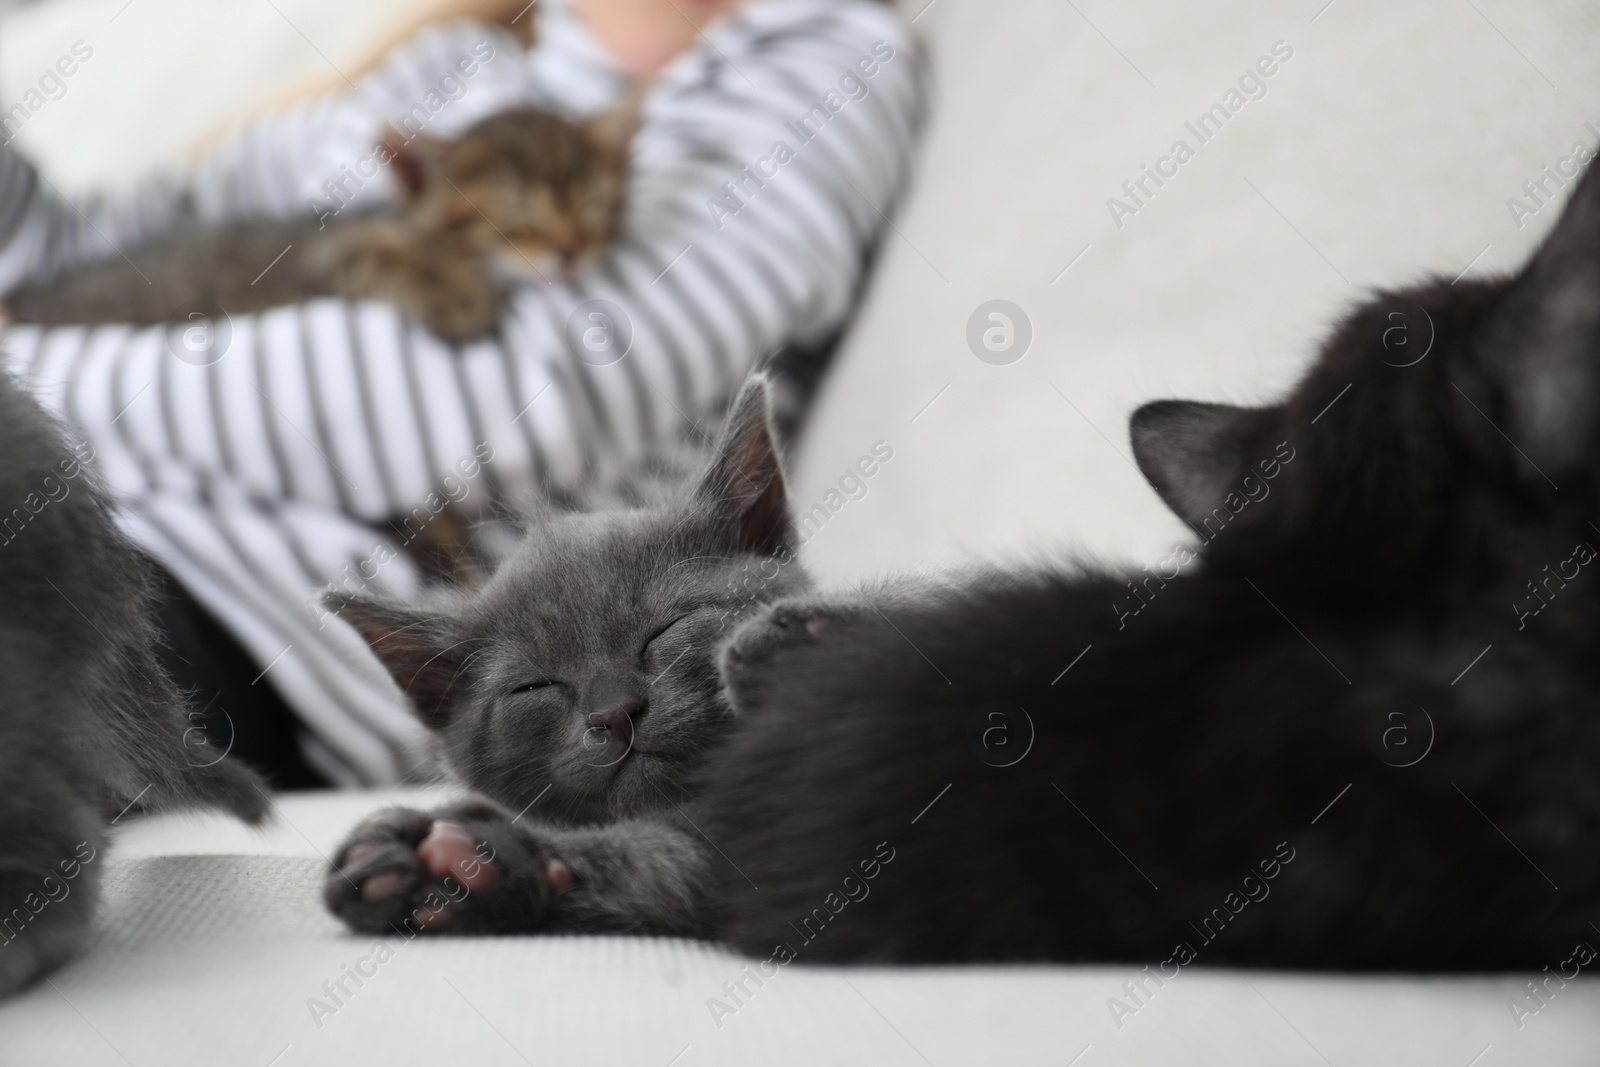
(0, 0, 923, 785)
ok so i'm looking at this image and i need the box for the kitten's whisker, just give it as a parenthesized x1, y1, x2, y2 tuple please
(405, 638, 490, 703)
(380, 617, 485, 638)
(441, 646, 492, 702)
(667, 555, 733, 570)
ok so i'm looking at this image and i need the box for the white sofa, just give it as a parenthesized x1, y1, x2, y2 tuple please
(3, 0, 1599, 1062)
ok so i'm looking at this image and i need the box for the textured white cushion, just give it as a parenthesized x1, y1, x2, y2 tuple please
(2, 791, 1597, 1065)
(3, 0, 1599, 1062)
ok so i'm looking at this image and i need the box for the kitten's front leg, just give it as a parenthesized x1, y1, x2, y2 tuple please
(318, 224, 502, 343)
(323, 804, 715, 937)
(720, 596, 877, 712)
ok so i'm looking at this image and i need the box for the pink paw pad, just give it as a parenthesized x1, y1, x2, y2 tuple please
(361, 872, 404, 901)
(545, 858, 574, 893)
(342, 842, 384, 869)
(417, 821, 498, 890)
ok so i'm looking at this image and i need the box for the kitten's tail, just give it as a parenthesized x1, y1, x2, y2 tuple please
(91, 591, 272, 827)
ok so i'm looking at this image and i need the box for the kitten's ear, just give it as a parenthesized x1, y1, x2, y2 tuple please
(324, 592, 467, 728)
(586, 84, 646, 157)
(693, 375, 791, 554)
(380, 132, 447, 200)
(1484, 161, 1600, 472)
(1130, 400, 1267, 527)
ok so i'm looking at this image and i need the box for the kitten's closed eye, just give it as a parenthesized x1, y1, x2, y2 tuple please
(510, 680, 560, 695)
(644, 614, 711, 665)
(645, 616, 690, 648)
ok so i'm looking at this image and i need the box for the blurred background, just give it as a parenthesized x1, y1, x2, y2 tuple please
(6, 0, 1599, 587)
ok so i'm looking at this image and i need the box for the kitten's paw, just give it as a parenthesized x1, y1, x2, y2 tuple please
(186, 757, 272, 825)
(415, 298, 501, 345)
(721, 598, 868, 681)
(323, 807, 561, 935)
(319, 226, 501, 343)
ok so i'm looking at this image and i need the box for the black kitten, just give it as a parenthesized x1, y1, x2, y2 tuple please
(704, 165, 1600, 968)
(0, 373, 266, 997)
(323, 378, 807, 935)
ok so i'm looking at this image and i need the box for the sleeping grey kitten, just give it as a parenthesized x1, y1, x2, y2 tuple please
(0, 372, 267, 997)
(323, 376, 805, 935)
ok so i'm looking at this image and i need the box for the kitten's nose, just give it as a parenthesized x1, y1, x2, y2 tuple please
(588, 699, 644, 750)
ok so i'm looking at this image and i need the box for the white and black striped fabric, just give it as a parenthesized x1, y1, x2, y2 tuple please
(0, 0, 922, 785)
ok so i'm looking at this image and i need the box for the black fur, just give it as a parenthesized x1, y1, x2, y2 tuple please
(706, 162, 1600, 968)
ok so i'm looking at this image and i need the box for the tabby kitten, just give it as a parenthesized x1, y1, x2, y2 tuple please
(3, 102, 635, 342)
(0, 372, 266, 998)
(326, 160, 1600, 970)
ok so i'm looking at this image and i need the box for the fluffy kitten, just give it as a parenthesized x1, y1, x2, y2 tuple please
(323, 164, 1600, 969)
(704, 168, 1600, 968)
(0, 372, 267, 998)
(3, 103, 634, 342)
(323, 378, 806, 935)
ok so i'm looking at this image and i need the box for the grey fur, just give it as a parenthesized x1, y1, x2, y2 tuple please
(0, 372, 267, 997)
(322, 376, 800, 935)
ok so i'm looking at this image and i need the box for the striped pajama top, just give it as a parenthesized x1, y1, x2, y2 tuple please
(0, 0, 922, 785)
